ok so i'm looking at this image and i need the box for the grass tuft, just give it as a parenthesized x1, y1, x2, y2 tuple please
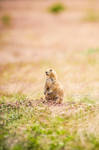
(48, 3, 66, 14)
(84, 48, 99, 55)
(1, 15, 11, 26)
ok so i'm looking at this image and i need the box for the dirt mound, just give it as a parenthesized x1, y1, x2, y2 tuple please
(0, 98, 97, 117)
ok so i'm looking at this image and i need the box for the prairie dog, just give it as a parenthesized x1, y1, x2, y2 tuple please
(44, 69, 64, 103)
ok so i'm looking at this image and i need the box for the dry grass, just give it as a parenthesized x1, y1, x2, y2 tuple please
(0, 49, 99, 102)
(83, 9, 99, 22)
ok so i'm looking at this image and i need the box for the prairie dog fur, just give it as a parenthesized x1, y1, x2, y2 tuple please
(44, 69, 64, 103)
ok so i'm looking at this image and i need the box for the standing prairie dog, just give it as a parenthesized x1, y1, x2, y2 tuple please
(44, 69, 64, 104)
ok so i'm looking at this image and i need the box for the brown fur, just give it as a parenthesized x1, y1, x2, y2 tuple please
(44, 69, 64, 104)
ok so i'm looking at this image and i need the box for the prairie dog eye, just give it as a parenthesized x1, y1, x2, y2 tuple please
(45, 71, 49, 75)
(50, 69, 52, 72)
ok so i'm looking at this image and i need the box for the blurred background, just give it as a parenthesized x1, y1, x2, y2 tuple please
(0, 0, 99, 102)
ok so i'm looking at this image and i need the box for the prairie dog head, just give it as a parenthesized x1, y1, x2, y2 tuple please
(45, 69, 57, 80)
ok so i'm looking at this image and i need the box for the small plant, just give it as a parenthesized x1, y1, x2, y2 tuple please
(83, 9, 99, 22)
(1, 15, 11, 26)
(48, 3, 66, 14)
(85, 48, 99, 55)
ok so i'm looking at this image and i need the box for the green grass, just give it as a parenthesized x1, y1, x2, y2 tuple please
(1, 15, 11, 26)
(0, 94, 99, 150)
(48, 3, 66, 14)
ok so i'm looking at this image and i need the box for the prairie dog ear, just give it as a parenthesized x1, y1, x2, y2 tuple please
(49, 68, 55, 73)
